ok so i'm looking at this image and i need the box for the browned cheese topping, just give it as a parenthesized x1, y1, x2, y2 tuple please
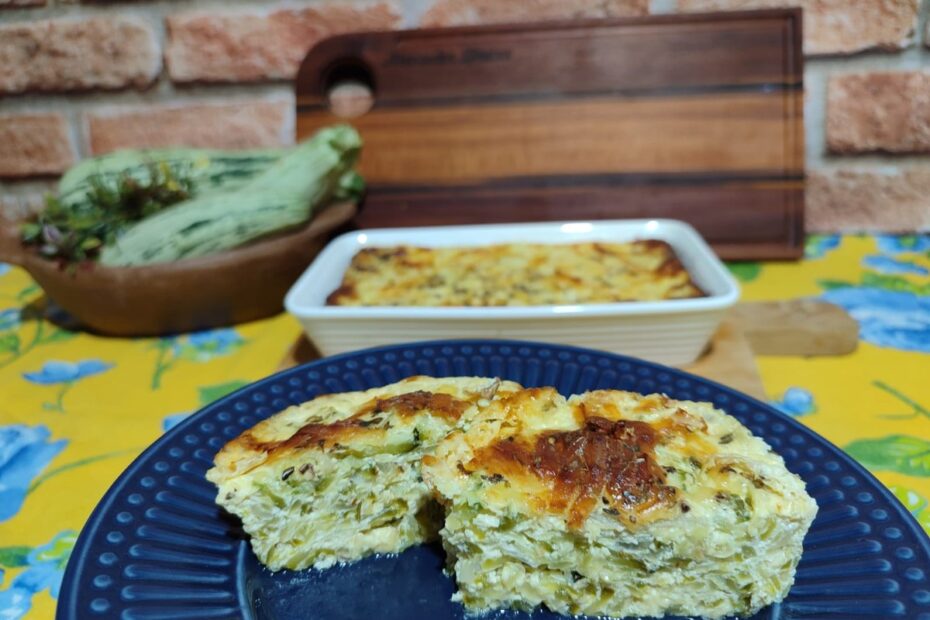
(470, 394, 679, 528)
(243, 391, 469, 456)
(327, 241, 705, 307)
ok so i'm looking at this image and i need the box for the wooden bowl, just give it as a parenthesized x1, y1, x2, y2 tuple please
(0, 202, 356, 337)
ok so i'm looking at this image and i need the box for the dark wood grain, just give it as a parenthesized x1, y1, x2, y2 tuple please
(354, 180, 804, 260)
(296, 9, 804, 259)
(299, 92, 802, 182)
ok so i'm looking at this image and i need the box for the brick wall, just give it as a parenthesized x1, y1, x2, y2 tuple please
(1, 0, 929, 231)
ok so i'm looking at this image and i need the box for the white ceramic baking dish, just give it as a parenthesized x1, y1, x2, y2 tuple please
(284, 219, 740, 366)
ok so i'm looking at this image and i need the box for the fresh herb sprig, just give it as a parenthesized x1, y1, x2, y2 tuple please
(21, 162, 193, 264)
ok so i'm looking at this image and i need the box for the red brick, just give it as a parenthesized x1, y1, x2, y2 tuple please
(807, 169, 930, 232)
(827, 71, 930, 154)
(0, 17, 160, 94)
(0, 114, 75, 179)
(674, 0, 918, 55)
(165, 3, 401, 83)
(86, 100, 293, 155)
(421, 0, 648, 26)
(0, 0, 45, 8)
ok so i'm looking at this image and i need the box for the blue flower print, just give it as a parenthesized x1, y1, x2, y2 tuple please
(162, 412, 190, 432)
(0, 531, 76, 619)
(822, 287, 930, 353)
(770, 387, 816, 417)
(0, 309, 20, 332)
(0, 425, 67, 522)
(151, 328, 245, 389)
(22, 360, 113, 412)
(186, 328, 243, 357)
(862, 255, 929, 276)
(804, 234, 841, 259)
(876, 234, 930, 255)
(22, 359, 111, 385)
(0, 263, 9, 277)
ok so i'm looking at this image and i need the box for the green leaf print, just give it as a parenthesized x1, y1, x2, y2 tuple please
(150, 329, 244, 389)
(845, 435, 930, 477)
(0, 315, 78, 370)
(893, 486, 928, 513)
(33, 531, 76, 569)
(150, 338, 176, 390)
(41, 327, 76, 344)
(818, 273, 930, 295)
(874, 381, 930, 421)
(891, 486, 930, 534)
(726, 262, 761, 283)
(15, 284, 40, 302)
(817, 279, 853, 291)
(199, 380, 250, 406)
(27, 449, 138, 495)
(0, 546, 30, 568)
(860, 273, 930, 295)
(0, 332, 19, 355)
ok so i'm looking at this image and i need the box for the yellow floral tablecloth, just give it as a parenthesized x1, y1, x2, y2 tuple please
(1, 233, 928, 619)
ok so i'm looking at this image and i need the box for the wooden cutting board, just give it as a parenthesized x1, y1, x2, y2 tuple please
(295, 10, 805, 260)
(277, 301, 859, 401)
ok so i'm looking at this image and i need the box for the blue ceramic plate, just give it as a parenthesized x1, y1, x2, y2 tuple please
(59, 340, 930, 620)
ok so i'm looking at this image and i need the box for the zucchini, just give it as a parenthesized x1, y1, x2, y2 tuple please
(333, 170, 366, 203)
(99, 125, 361, 266)
(58, 148, 285, 208)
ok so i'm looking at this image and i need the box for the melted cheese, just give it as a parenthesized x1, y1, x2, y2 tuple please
(423, 388, 818, 619)
(327, 240, 704, 307)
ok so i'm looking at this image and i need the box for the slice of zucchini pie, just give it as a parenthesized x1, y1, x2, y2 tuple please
(423, 388, 817, 619)
(207, 375, 522, 571)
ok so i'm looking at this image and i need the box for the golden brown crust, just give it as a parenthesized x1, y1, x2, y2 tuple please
(208, 376, 524, 486)
(239, 391, 471, 456)
(358, 391, 470, 422)
(425, 387, 793, 530)
(326, 240, 704, 307)
(325, 283, 356, 305)
(473, 416, 676, 528)
(463, 389, 681, 528)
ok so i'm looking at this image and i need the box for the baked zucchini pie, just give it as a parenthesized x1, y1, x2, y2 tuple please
(422, 387, 817, 619)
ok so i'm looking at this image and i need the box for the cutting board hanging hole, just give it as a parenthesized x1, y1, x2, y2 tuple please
(324, 59, 375, 118)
